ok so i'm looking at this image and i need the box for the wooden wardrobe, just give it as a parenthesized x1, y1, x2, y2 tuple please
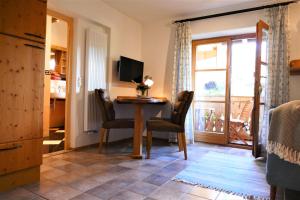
(0, 0, 46, 191)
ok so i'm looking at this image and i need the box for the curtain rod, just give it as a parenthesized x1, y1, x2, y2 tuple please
(174, 1, 297, 23)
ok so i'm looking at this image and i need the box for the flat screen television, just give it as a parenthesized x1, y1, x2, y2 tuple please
(118, 56, 144, 83)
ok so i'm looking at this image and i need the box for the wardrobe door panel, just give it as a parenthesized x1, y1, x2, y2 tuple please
(0, 35, 44, 143)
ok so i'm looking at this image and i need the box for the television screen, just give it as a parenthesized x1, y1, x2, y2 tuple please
(119, 56, 144, 83)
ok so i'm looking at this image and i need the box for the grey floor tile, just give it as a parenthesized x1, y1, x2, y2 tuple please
(148, 187, 185, 200)
(86, 183, 124, 200)
(110, 190, 145, 200)
(180, 193, 209, 200)
(24, 178, 63, 196)
(41, 168, 67, 180)
(161, 181, 195, 193)
(126, 181, 158, 196)
(119, 169, 152, 180)
(0, 187, 42, 200)
(143, 174, 170, 186)
(70, 193, 102, 200)
(69, 177, 102, 192)
(104, 176, 138, 188)
(41, 185, 82, 200)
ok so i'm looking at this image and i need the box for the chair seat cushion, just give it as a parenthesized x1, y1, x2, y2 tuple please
(103, 119, 134, 129)
(150, 117, 171, 121)
(146, 119, 184, 132)
(267, 153, 300, 191)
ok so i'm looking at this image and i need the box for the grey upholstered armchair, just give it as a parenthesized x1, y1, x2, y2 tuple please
(266, 108, 300, 200)
(146, 90, 194, 160)
(95, 89, 134, 152)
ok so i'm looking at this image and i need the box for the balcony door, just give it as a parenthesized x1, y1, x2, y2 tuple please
(192, 34, 257, 147)
(192, 38, 230, 145)
(192, 21, 269, 152)
(252, 20, 269, 157)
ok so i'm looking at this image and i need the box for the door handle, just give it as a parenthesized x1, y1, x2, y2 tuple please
(258, 84, 262, 96)
(0, 143, 22, 151)
(37, 0, 47, 3)
(24, 43, 45, 50)
(24, 32, 45, 40)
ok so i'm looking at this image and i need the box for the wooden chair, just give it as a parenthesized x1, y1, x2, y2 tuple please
(146, 91, 194, 160)
(95, 89, 134, 152)
(229, 100, 254, 145)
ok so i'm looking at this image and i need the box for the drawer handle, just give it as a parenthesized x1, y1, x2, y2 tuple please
(37, 0, 47, 3)
(24, 33, 45, 40)
(24, 44, 45, 50)
(0, 143, 22, 151)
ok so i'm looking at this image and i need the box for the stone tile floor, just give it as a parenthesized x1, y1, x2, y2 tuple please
(0, 139, 273, 200)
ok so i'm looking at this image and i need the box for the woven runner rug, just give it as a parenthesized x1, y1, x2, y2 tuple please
(173, 151, 269, 200)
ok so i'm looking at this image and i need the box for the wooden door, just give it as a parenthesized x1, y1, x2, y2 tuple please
(252, 20, 269, 157)
(0, 35, 44, 144)
(192, 38, 231, 144)
(0, 0, 47, 43)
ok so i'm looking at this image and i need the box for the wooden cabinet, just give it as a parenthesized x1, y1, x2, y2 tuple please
(51, 46, 68, 75)
(0, 0, 46, 191)
(0, 0, 47, 43)
(0, 35, 44, 144)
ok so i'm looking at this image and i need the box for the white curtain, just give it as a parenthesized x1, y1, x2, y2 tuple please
(84, 29, 108, 132)
(261, 6, 289, 155)
(171, 22, 194, 144)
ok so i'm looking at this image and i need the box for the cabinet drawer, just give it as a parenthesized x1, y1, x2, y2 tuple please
(0, 35, 44, 143)
(0, 138, 42, 175)
(0, 0, 47, 43)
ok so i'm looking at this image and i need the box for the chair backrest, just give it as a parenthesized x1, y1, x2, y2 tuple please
(171, 91, 194, 127)
(95, 89, 115, 123)
(239, 100, 254, 122)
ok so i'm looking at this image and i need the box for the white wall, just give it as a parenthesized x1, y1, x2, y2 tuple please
(288, 3, 300, 100)
(48, 0, 144, 148)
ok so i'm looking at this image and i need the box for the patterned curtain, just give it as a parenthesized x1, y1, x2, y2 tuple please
(267, 6, 289, 107)
(171, 22, 194, 144)
(261, 6, 289, 156)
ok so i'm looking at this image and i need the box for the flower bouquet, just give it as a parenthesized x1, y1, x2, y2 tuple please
(132, 81, 149, 97)
(132, 75, 153, 98)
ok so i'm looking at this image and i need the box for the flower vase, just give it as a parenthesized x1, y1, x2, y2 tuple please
(137, 89, 147, 98)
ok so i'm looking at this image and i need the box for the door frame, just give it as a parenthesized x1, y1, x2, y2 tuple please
(192, 33, 256, 147)
(252, 20, 269, 157)
(47, 9, 73, 150)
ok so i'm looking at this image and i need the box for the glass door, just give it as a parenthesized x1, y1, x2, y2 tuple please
(193, 38, 230, 144)
(229, 37, 256, 147)
(252, 20, 269, 157)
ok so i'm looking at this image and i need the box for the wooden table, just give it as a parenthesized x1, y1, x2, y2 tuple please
(116, 96, 168, 158)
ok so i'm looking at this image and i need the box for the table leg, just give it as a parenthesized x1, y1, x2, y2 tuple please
(132, 104, 143, 159)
